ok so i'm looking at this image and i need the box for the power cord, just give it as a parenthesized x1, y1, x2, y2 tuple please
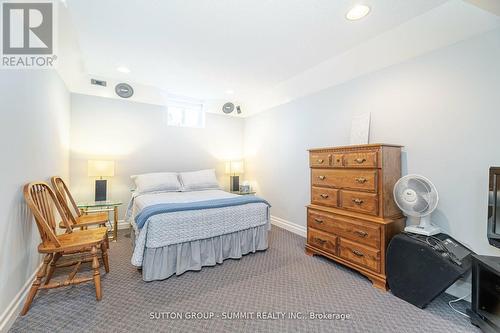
(427, 235, 463, 266)
(448, 293, 471, 318)
(402, 232, 463, 266)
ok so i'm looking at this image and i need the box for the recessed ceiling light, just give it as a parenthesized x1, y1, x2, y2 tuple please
(346, 4, 371, 21)
(225, 89, 234, 95)
(117, 66, 130, 73)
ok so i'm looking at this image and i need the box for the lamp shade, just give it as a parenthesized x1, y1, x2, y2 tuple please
(225, 160, 244, 174)
(88, 160, 115, 177)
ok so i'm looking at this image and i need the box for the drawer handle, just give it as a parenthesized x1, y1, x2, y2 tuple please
(320, 194, 329, 199)
(314, 218, 324, 224)
(318, 175, 326, 180)
(317, 159, 324, 164)
(352, 250, 365, 257)
(352, 198, 364, 205)
(354, 230, 368, 238)
(314, 237, 327, 245)
(354, 158, 366, 164)
(355, 177, 367, 184)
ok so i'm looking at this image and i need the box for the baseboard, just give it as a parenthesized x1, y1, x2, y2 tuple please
(117, 219, 130, 230)
(271, 215, 306, 238)
(445, 279, 472, 301)
(0, 263, 41, 333)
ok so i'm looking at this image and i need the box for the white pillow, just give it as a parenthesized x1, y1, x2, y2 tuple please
(179, 169, 220, 191)
(131, 172, 181, 193)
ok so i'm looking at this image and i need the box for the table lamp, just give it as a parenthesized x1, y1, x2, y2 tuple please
(88, 160, 115, 201)
(225, 160, 244, 192)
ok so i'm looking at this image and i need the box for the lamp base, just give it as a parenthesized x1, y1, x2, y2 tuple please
(230, 176, 240, 192)
(95, 179, 107, 202)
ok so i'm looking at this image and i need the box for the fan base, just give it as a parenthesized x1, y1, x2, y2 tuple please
(404, 224, 441, 236)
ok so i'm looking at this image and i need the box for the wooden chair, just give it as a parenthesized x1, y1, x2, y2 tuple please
(22, 182, 109, 315)
(50, 176, 109, 231)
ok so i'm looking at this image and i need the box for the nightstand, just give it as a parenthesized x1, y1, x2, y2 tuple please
(77, 201, 122, 241)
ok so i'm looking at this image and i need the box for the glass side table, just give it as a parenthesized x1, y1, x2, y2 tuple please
(231, 191, 256, 195)
(77, 201, 122, 241)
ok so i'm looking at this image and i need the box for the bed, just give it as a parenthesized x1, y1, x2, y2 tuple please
(127, 189, 270, 281)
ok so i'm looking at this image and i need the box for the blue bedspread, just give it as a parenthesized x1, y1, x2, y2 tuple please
(134, 195, 271, 229)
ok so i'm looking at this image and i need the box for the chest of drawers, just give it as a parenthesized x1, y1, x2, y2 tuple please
(306, 144, 405, 290)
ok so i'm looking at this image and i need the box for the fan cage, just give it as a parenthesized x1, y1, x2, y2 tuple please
(393, 174, 439, 217)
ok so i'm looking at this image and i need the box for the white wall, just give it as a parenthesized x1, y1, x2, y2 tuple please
(69, 94, 245, 218)
(244, 28, 500, 256)
(0, 70, 70, 328)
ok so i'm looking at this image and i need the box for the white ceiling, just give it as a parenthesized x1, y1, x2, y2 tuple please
(61, 0, 500, 115)
(64, 1, 448, 101)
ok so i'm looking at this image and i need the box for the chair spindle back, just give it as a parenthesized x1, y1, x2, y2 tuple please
(24, 182, 73, 247)
(51, 176, 81, 224)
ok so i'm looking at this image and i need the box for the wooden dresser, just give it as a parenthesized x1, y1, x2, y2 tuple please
(306, 144, 405, 290)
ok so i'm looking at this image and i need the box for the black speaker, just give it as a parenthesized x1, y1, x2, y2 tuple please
(95, 179, 107, 201)
(387, 233, 472, 308)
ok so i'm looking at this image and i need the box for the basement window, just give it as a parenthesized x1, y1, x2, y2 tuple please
(166, 102, 205, 128)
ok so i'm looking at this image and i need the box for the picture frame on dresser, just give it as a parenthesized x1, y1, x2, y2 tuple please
(305, 143, 405, 290)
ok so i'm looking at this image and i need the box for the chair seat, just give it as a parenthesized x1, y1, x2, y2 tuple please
(59, 212, 108, 229)
(39, 228, 108, 253)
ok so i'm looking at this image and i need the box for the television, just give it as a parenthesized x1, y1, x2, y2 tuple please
(488, 167, 500, 248)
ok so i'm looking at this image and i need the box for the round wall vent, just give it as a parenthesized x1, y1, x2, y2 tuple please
(115, 83, 134, 98)
(222, 102, 235, 114)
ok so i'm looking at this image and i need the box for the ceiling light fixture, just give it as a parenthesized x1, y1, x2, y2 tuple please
(346, 4, 371, 21)
(117, 66, 131, 73)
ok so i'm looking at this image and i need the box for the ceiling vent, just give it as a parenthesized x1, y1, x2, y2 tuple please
(90, 78, 107, 87)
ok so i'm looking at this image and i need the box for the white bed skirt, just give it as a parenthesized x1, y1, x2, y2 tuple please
(133, 224, 269, 281)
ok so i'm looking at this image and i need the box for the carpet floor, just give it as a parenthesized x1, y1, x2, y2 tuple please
(10, 226, 478, 333)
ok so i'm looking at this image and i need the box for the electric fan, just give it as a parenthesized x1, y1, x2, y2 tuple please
(393, 174, 441, 236)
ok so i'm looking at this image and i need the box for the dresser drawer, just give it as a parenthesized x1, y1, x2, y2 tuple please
(334, 216, 381, 248)
(311, 169, 377, 192)
(339, 238, 380, 272)
(308, 228, 337, 255)
(307, 209, 338, 234)
(311, 187, 339, 207)
(308, 209, 381, 248)
(309, 152, 332, 168)
(343, 151, 378, 168)
(340, 190, 378, 215)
